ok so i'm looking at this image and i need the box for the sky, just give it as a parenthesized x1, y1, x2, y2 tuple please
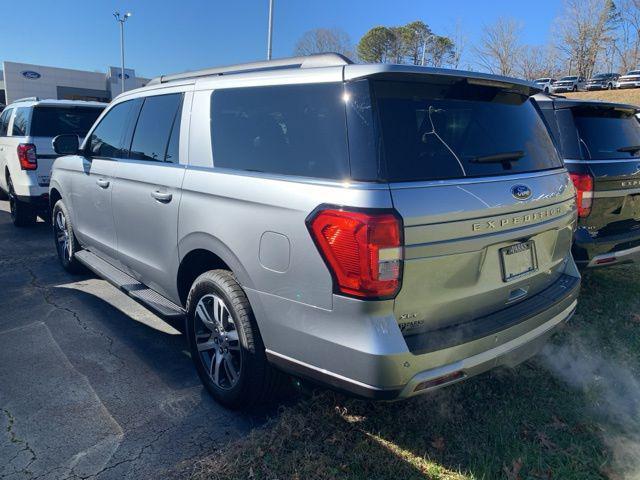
(0, 0, 565, 79)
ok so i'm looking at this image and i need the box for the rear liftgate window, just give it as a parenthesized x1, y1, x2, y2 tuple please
(370, 79, 562, 182)
(571, 107, 640, 160)
(210, 83, 349, 180)
(31, 107, 103, 137)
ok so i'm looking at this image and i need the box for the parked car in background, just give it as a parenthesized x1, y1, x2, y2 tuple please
(0, 98, 105, 226)
(50, 54, 580, 409)
(617, 70, 640, 89)
(585, 73, 620, 90)
(534, 78, 556, 94)
(535, 94, 640, 269)
(551, 76, 586, 93)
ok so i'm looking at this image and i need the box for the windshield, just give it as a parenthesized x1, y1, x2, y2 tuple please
(591, 74, 607, 79)
(626, 71, 640, 76)
(30, 106, 104, 137)
(535, 78, 550, 83)
(560, 76, 577, 81)
(368, 78, 562, 182)
(572, 107, 640, 160)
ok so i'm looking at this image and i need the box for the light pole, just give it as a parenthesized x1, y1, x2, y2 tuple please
(113, 11, 132, 94)
(267, 0, 274, 60)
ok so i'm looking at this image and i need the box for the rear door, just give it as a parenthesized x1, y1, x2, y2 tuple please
(111, 91, 187, 300)
(362, 78, 576, 335)
(0, 108, 13, 192)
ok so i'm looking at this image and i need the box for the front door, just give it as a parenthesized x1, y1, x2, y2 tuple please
(73, 98, 141, 260)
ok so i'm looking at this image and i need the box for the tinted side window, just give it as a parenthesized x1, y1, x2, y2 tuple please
(0, 109, 12, 136)
(89, 100, 140, 158)
(129, 93, 183, 162)
(211, 83, 349, 179)
(11, 108, 29, 136)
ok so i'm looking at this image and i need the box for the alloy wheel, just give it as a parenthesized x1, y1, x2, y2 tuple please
(54, 210, 71, 261)
(7, 177, 16, 221)
(194, 294, 242, 390)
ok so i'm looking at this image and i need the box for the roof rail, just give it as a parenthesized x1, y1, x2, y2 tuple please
(12, 97, 40, 103)
(147, 53, 353, 85)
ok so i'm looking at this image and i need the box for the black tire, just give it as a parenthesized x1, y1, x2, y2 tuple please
(572, 85, 578, 92)
(607, 83, 613, 90)
(186, 269, 285, 409)
(0, 188, 8, 201)
(52, 200, 83, 273)
(7, 175, 36, 227)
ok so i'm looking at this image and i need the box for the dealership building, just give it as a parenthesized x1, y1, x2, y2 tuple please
(0, 61, 149, 106)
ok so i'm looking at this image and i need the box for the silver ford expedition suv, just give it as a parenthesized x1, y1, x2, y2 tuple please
(49, 54, 580, 409)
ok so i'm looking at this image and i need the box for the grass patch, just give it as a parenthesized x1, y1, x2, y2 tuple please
(188, 265, 640, 480)
(564, 89, 640, 107)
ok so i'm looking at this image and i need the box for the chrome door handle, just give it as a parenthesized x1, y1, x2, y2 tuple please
(151, 190, 173, 203)
(96, 178, 110, 188)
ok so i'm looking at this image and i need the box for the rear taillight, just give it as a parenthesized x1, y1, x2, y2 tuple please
(307, 207, 403, 299)
(569, 172, 593, 218)
(17, 143, 37, 170)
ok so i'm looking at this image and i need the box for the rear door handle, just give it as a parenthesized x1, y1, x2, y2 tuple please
(151, 190, 173, 203)
(96, 178, 110, 189)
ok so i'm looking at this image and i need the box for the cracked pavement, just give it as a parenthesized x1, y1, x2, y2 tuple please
(0, 201, 261, 479)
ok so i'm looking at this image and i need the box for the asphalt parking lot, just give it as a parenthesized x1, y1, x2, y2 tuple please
(0, 201, 259, 480)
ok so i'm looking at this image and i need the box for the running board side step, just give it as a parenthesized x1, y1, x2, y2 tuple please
(75, 250, 185, 321)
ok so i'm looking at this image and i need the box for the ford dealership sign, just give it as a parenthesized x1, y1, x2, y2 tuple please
(21, 70, 41, 80)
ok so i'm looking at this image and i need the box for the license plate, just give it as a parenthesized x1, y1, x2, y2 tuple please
(500, 241, 537, 282)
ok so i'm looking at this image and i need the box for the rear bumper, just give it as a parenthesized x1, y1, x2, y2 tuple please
(573, 226, 640, 268)
(253, 260, 580, 401)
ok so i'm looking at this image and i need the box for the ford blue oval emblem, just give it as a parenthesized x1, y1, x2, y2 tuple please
(511, 184, 532, 200)
(21, 70, 41, 80)
(118, 73, 130, 79)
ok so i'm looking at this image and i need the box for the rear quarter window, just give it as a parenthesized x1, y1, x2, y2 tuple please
(11, 108, 30, 136)
(210, 83, 349, 180)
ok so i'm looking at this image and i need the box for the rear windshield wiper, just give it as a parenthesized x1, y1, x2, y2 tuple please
(472, 150, 525, 164)
(617, 145, 640, 154)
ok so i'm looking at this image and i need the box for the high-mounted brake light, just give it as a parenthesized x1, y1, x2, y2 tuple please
(569, 172, 593, 218)
(307, 207, 403, 299)
(17, 144, 37, 170)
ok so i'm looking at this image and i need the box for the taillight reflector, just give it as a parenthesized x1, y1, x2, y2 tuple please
(569, 172, 593, 218)
(17, 143, 37, 170)
(307, 207, 403, 299)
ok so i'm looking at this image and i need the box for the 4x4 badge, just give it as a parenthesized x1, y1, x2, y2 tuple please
(511, 184, 532, 200)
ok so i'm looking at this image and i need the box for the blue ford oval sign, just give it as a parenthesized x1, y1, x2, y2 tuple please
(21, 70, 41, 80)
(118, 73, 130, 80)
(511, 184, 532, 200)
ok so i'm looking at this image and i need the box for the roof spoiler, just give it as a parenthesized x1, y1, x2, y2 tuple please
(147, 53, 353, 85)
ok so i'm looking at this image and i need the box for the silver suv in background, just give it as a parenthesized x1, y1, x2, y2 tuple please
(50, 54, 580, 409)
(585, 73, 620, 90)
(0, 98, 105, 226)
(551, 76, 586, 93)
(617, 70, 640, 89)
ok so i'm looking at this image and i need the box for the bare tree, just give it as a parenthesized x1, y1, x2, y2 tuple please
(519, 45, 562, 79)
(448, 20, 467, 69)
(615, 0, 640, 73)
(554, 0, 617, 77)
(475, 17, 523, 76)
(294, 28, 355, 59)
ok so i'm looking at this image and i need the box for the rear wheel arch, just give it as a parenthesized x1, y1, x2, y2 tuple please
(49, 188, 62, 210)
(177, 238, 254, 307)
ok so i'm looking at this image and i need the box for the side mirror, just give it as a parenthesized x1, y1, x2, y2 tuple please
(52, 134, 80, 155)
